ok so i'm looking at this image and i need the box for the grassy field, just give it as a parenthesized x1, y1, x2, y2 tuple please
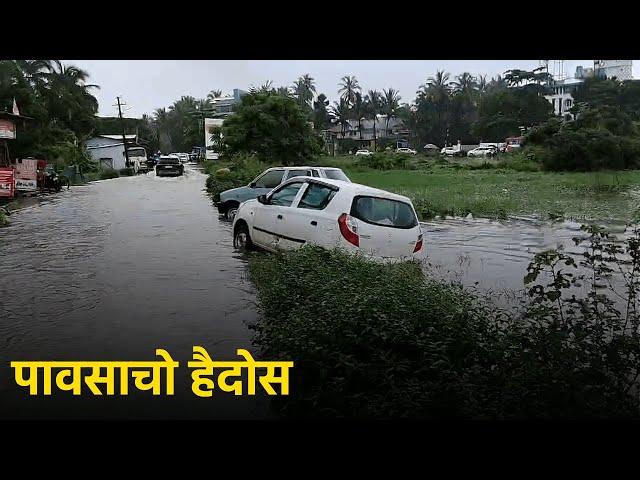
(319, 155, 640, 222)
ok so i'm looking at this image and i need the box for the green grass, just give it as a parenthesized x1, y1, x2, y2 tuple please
(320, 156, 640, 222)
(0, 209, 7, 226)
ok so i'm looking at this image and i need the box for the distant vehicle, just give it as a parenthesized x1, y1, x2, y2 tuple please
(232, 177, 423, 261)
(441, 145, 466, 157)
(467, 146, 497, 157)
(216, 166, 351, 220)
(505, 136, 524, 152)
(175, 153, 190, 163)
(396, 147, 417, 155)
(355, 149, 373, 156)
(155, 156, 184, 177)
(423, 144, 440, 155)
(126, 147, 148, 172)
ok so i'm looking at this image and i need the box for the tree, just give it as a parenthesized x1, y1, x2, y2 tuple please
(330, 99, 350, 137)
(338, 75, 361, 106)
(365, 90, 382, 149)
(222, 91, 323, 165)
(353, 92, 365, 140)
(292, 74, 316, 114)
(207, 90, 223, 102)
(381, 88, 401, 137)
(313, 93, 330, 131)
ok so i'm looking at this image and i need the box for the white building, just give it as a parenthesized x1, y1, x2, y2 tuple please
(594, 60, 633, 81)
(85, 134, 138, 170)
(543, 60, 633, 121)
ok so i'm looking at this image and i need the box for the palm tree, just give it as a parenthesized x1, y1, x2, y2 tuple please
(313, 93, 330, 130)
(477, 75, 488, 95)
(330, 99, 350, 137)
(276, 86, 292, 97)
(452, 72, 478, 96)
(206, 90, 223, 102)
(338, 75, 361, 106)
(292, 73, 316, 108)
(423, 70, 451, 101)
(381, 88, 401, 137)
(353, 92, 366, 140)
(365, 89, 382, 149)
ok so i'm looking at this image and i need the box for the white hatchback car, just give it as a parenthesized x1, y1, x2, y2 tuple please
(232, 177, 424, 260)
(396, 147, 417, 155)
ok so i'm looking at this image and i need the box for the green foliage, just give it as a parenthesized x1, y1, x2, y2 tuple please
(355, 152, 413, 170)
(222, 91, 323, 165)
(0, 209, 7, 227)
(99, 169, 119, 180)
(205, 154, 268, 201)
(526, 106, 640, 171)
(249, 239, 640, 418)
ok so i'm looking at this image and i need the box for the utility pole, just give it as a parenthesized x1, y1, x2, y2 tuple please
(115, 96, 130, 168)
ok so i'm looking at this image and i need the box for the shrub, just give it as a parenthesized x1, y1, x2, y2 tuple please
(355, 152, 412, 170)
(99, 169, 119, 180)
(0, 209, 7, 226)
(249, 236, 640, 419)
(206, 153, 268, 201)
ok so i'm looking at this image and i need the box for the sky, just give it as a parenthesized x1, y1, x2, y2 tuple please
(66, 60, 640, 119)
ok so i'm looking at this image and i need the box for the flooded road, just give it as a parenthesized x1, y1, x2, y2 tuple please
(0, 165, 270, 419)
(0, 166, 630, 418)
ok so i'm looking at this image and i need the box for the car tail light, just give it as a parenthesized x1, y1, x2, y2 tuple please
(338, 213, 359, 247)
(413, 233, 423, 253)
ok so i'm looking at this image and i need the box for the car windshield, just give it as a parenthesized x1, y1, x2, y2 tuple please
(323, 169, 350, 182)
(351, 196, 418, 229)
(158, 158, 180, 165)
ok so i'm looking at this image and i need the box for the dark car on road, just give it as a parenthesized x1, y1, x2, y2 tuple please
(155, 156, 184, 177)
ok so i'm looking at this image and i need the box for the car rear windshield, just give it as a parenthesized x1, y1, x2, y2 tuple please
(351, 195, 418, 229)
(323, 169, 350, 182)
(158, 158, 180, 165)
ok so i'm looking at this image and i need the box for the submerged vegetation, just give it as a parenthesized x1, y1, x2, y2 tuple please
(249, 226, 640, 418)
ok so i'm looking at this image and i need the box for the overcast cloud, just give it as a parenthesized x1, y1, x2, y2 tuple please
(65, 60, 639, 119)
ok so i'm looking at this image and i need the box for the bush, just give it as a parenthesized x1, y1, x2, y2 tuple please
(0, 209, 7, 227)
(496, 149, 543, 172)
(355, 152, 412, 170)
(99, 169, 119, 180)
(206, 153, 268, 201)
(119, 167, 135, 176)
(249, 238, 640, 419)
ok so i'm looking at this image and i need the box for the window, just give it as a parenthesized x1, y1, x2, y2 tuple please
(285, 169, 310, 180)
(311, 170, 320, 178)
(323, 169, 350, 182)
(298, 183, 337, 210)
(351, 196, 418, 229)
(565, 99, 572, 107)
(254, 170, 284, 189)
(269, 182, 304, 207)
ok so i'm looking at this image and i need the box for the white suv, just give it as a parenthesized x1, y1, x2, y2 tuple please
(232, 177, 424, 260)
(396, 147, 417, 155)
(355, 149, 373, 156)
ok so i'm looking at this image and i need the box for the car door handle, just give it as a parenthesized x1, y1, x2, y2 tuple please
(277, 214, 283, 219)
(310, 220, 317, 226)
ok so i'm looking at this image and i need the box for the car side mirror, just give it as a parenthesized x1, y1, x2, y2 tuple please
(257, 194, 267, 204)
(250, 182, 257, 188)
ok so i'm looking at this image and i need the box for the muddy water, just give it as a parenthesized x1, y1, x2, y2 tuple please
(0, 165, 630, 419)
(0, 166, 271, 419)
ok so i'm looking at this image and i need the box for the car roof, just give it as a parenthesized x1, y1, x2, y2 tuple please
(280, 176, 413, 203)
(265, 166, 343, 171)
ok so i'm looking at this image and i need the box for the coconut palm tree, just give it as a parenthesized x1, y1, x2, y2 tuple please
(381, 88, 401, 137)
(313, 93, 330, 130)
(292, 73, 316, 108)
(207, 90, 223, 102)
(365, 89, 382, 149)
(338, 75, 361, 107)
(452, 72, 478, 96)
(330, 99, 350, 137)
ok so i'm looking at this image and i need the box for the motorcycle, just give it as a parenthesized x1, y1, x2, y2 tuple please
(42, 166, 69, 192)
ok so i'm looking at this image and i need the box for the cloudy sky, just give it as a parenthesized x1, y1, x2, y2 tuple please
(67, 60, 640, 119)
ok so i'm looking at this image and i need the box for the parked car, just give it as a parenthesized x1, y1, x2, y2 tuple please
(217, 166, 351, 220)
(423, 144, 440, 156)
(505, 136, 524, 152)
(155, 156, 184, 177)
(396, 147, 417, 155)
(355, 149, 373, 156)
(232, 177, 423, 260)
(467, 146, 497, 157)
(441, 146, 466, 157)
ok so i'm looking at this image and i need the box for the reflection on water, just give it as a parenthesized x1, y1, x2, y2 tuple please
(423, 215, 631, 306)
(0, 166, 270, 419)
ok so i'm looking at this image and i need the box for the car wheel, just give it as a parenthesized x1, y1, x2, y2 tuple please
(233, 222, 253, 250)
(225, 204, 239, 221)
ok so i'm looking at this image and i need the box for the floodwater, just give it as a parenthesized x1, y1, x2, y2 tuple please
(0, 166, 631, 419)
(0, 165, 270, 419)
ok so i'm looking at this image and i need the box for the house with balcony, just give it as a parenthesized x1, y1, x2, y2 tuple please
(325, 115, 411, 151)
